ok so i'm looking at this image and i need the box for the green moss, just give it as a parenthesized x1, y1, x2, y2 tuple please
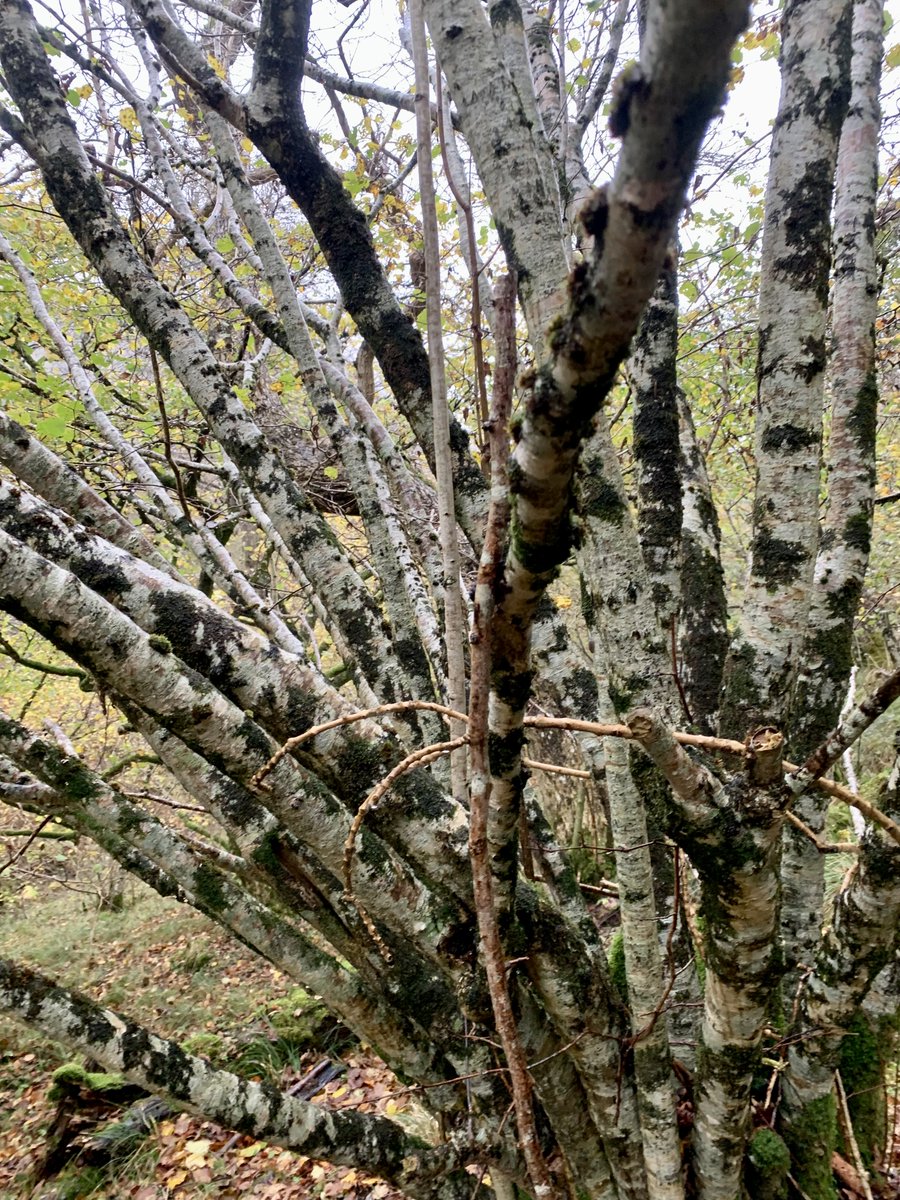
(607, 930, 627, 1003)
(847, 368, 878, 448)
(355, 827, 390, 874)
(181, 1032, 226, 1063)
(55, 1164, 106, 1198)
(842, 511, 871, 554)
(192, 863, 229, 913)
(838, 1013, 889, 1171)
(49, 1063, 133, 1102)
(751, 530, 806, 588)
(147, 634, 172, 654)
(782, 1093, 838, 1200)
(333, 734, 385, 799)
(745, 1128, 790, 1200)
(63, 763, 101, 803)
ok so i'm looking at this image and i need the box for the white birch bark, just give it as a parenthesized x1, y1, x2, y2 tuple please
(423, 0, 570, 338)
(780, 0, 883, 993)
(627, 715, 788, 1200)
(203, 109, 444, 709)
(0, 1, 421, 717)
(0, 529, 464, 965)
(721, 0, 852, 734)
(597, 693, 683, 1200)
(0, 712, 455, 1086)
(410, 0, 468, 784)
(0, 411, 175, 579)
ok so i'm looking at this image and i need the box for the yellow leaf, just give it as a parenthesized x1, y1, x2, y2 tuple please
(185, 1139, 211, 1156)
(554, 594, 573, 609)
(166, 1169, 188, 1190)
(235, 1140, 265, 1158)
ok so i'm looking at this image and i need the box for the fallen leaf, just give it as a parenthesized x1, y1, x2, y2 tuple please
(235, 1140, 265, 1158)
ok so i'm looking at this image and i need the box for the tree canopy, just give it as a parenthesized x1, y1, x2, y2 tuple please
(0, 0, 899, 1198)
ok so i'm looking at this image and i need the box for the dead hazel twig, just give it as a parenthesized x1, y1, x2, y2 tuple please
(250, 700, 466, 790)
(784, 810, 858, 855)
(341, 735, 469, 963)
(255, 702, 900, 847)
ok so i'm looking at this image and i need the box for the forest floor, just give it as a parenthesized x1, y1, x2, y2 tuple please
(2, 864, 900, 1199)
(0, 880, 429, 1200)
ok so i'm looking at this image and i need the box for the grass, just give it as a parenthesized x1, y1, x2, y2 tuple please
(0, 880, 382, 1198)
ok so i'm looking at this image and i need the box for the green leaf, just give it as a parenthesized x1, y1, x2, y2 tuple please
(66, 89, 81, 108)
(215, 235, 235, 254)
(36, 413, 70, 441)
(886, 43, 900, 70)
(344, 171, 364, 197)
(567, 37, 581, 53)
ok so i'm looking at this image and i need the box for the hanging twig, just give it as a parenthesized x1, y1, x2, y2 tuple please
(0, 815, 52, 875)
(341, 735, 468, 962)
(256, 700, 900, 845)
(149, 347, 192, 522)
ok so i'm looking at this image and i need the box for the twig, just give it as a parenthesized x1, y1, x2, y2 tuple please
(834, 1069, 874, 1200)
(149, 347, 192, 522)
(257, 702, 900, 845)
(522, 757, 590, 779)
(784, 811, 858, 854)
(0, 815, 51, 875)
(0, 633, 85, 679)
(342, 736, 468, 962)
(250, 700, 465, 789)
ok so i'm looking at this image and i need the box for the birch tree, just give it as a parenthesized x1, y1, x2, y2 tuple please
(0, 0, 898, 1197)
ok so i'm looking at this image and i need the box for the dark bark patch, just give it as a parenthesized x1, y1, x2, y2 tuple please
(761, 423, 818, 454)
(751, 531, 806, 587)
